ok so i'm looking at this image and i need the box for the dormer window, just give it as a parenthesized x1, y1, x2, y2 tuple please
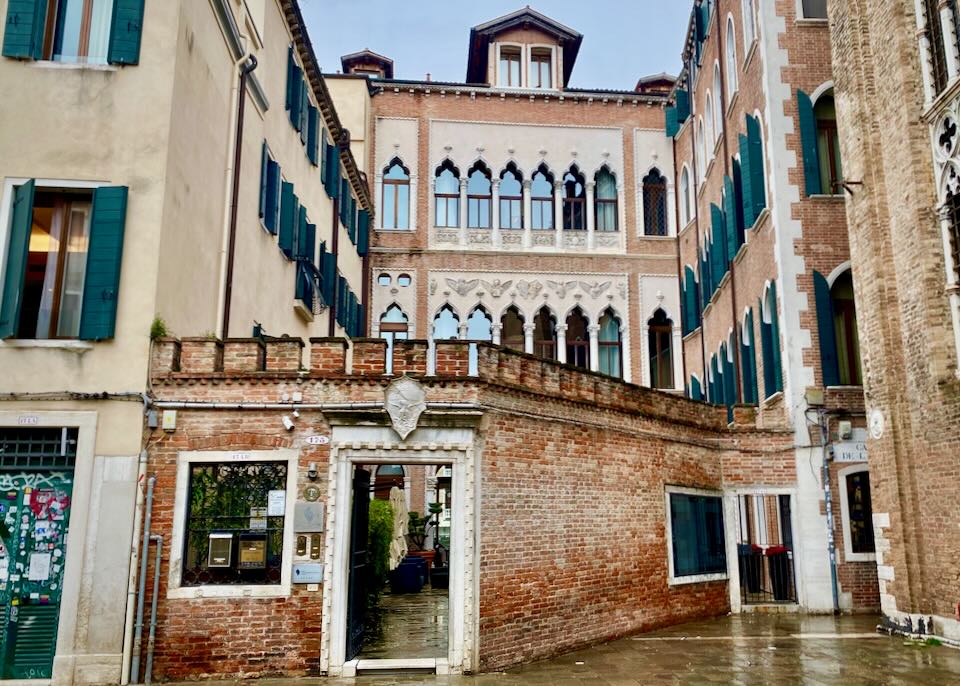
(530, 49, 553, 89)
(499, 47, 522, 87)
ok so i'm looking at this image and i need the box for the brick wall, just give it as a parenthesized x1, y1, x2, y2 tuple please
(145, 337, 795, 678)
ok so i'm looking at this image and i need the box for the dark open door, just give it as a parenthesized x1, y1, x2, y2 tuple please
(345, 468, 370, 661)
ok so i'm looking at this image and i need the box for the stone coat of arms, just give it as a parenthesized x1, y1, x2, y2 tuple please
(385, 376, 427, 440)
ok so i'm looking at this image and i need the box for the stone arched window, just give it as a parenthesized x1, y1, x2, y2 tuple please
(565, 308, 590, 369)
(501, 307, 524, 351)
(643, 169, 668, 236)
(921, 0, 952, 95)
(679, 167, 691, 227)
(432, 305, 460, 340)
(815, 92, 843, 195)
(595, 167, 618, 232)
(379, 304, 409, 374)
(534, 307, 558, 360)
(466, 307, 493, 376)
(499, 164, 523, 230)
(598, 309, 622, 379)
(434, 161, 460, 228)
(696, 119, 706, 177)
(531, 165, 555, 230)
(705, 92, 715, 155)
(713, 64, 724, 140)
(726, 17, 738, 98)
(382, 158, 410, 230)
(742, 0, 755, 49)
(648, 308, 674, 389)
(831, 271, 863, 386)
(467, 162, 492, 229)
(562, 166, 586, 231)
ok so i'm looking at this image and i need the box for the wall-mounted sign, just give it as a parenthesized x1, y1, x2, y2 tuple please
(833, 441, 869, 463)
(304, 435, 330, 446)
(267, 489, 286, 516)
(208, 533, 233, 568)
(294, 502, 324, 533)
(293, 562, 323, 584)
(17, 416, 39, 426)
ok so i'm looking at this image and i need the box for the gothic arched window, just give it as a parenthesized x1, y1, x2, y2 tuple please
(648, 308, 674, 389)
(595, 167, 618, 232)
(643, 169, 668, 236)
(598, 309, 622, 379)
(382, 158, 410, 229)
(434, 161, 460, 228)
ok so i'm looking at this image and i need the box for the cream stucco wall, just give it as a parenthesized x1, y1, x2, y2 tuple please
(325, 77, 372, 174)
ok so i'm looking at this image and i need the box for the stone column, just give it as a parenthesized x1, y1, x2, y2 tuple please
(553, 180, 564, 248)
(942, 3, 960, 80)
(491, 322, 502, 346)
(916, 1, 936, 102)
(666, 181, 677, 237)
(459, 178, 468, 246)
(522, 179, 532, 248)
(374, 173, 384, 229)
(491, 178, 501, 248)
(620, 323, 632, 384)
(588, 323, 600, 373)
(459, 321, 469, 339)
(523, 322, 536, 354)
(586, 180, 596, 250)
(409, 175, 419, 231)
(556, 324, 568, 364)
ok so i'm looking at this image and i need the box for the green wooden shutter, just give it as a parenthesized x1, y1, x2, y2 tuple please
(299, 81, 309, 144)
(813, 270, 840, 386)
(797, 90, 823, 196)
(79, 186, 129, 340)
(710, 204, 725, 287)
(357, 209, 370, 256)
(738, 133, 754, 229)
(320, 133, 328, 185)
(278, 182, 296, 258)
(731, 157, 746, 241)
(675, 88, 690, 123)
(107, 0, 145, 65)
(746, 115, 766, 217)
(699, 252, 709, 309)
(741, 309, 759, 404)
(690, 376, 703, 401)
(259, 143, 269, 219)
(286, 204, 305, 261)
(288, 64, 303, 130)
(759, 296, 774, 398)
(2, 0, 46, 59)
(320, 250, 335, 305)
(0, 180, 36, 338)
(665, 107, 679, 138)
(769, 281, 783, 392)
(285, 46, 296, 110)
(265, 159, 280, 234)
(709, 355, 719, 404)
(723, 342, 736, 409)
(723, 176, 739, 260)
(307, 106, 319, 166)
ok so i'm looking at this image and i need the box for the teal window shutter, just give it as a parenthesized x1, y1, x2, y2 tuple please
(278, 182, 296, 258)
(259, 143, 269, 219)
(288, 205, 306, 260)
(740, 309, 759, 404)
(2, 0, 47, 59)
(797, 90, 823, 196)
(723, 176, 739, 260)
(339, 180, 349, 226)
(665, 107, 679, 138)
(699, 252, 710, 310)
(746, 115, 766, 217)
(690, 376, 703, 401)
(709, 355, 719, 404)
(357, 209, 370, 256)
(286, 46, 296, 110)
(731, 158, 746, 240)
(307, 106, 319, 166)
(759, 296, 775, 398)
(79, 186, 129, 340)
(289, 65, 303, 130)
(723, 345, 736, 411)
(299, 81, 309, 144)
(320, 250, 335, 305)
(265, 159, 280, 234)
(813, 270, 840, 386)
(710, 204, 726, 288)
(300, 222, 316, 262)
(0, 180, 36, 338)
(738, 133, 754, 229)
(769, 281, 783, 392)
(675, 89, 690, 123)
(320, 133, 328, 185)
(107, 0, 145, 65)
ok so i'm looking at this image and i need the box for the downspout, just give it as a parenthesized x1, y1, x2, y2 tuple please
(120, 451, 149, 685)
(818, 409, 841, 612)
(328, 130, 348, 337)
(221, 55, 259, 339)
(671, 133, 687, 387)
(130, 475, 156, 683)
(715, 3, 743, 405)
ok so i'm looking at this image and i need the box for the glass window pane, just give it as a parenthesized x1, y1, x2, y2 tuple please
(56, 204, 90, 337)
(53, 0, 84, 62)
(383, 185, 396, 229)
(397, 185, 409, 229)
(87, 0, 114, 63)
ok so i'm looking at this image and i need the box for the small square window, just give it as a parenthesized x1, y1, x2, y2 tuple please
(668, 491, 727, 580)
(499, 47, 522, 87)
(529, 49, 552, 89)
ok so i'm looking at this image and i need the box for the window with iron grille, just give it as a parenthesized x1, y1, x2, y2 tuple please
(924, 0, 950, 95)
(0, 428, 77, 470)
(643, 169, 668, 236)
(182, 462, 287, 586)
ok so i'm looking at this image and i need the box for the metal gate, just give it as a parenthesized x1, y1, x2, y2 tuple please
(0, 427, 77, 679)
(736, 493, 797, 604)
(345, 467, 371, 662)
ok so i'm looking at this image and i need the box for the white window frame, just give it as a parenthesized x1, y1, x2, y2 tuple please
(742, 0, 757, 53)
(837, 464, 876, 563)
(664, 485, 729, 586)
(713, 63, 724, 142)
(526, 43, 558, 91)
(495, 42, 525, 88)
(726, 16, 739, 100)
(166, 449, 299, 599)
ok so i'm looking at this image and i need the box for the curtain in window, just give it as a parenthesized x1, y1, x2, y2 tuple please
(595, 169, 618, 232)
(598, 311, 622, 378)
(434, 164, 460, 228)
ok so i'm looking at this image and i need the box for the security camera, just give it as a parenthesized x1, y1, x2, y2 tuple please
(307, 462, 319, 481)
(282, 415, 295, 431)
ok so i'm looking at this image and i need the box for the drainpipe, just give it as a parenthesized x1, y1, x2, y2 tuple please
(221, 54, 259, 339)
(144, 534, 164, 686)
(818, 409, 841, 613)
(120, 451, 149, 685)
(130, 475, 156, 683)
(328, 130, 348, 337)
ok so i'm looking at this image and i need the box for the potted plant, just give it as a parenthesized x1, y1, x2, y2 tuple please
(405, 508, 438, 571)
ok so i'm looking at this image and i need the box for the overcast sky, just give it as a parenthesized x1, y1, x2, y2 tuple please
(300, 1, 692, 90)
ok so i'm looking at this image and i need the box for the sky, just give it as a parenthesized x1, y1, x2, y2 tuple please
(299, 1, 693, 91)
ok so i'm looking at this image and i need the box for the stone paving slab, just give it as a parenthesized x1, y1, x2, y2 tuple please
(164, 614, 960, 686)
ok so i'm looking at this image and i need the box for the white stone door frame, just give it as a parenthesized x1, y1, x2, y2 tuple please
(319, 432, 478, 675)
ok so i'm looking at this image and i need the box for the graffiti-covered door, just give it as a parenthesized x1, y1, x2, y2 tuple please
(0, 427, 77, 679)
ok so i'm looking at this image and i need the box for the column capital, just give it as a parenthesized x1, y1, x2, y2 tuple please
(522, 179, 532, 190)
(588, 324, 600, 334)
(586, 181, 596, 191)
(523, 322, 537, 334)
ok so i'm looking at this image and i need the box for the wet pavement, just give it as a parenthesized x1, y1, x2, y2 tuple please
(334, 614, 960, 685)
(359, 587, 449, 660)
